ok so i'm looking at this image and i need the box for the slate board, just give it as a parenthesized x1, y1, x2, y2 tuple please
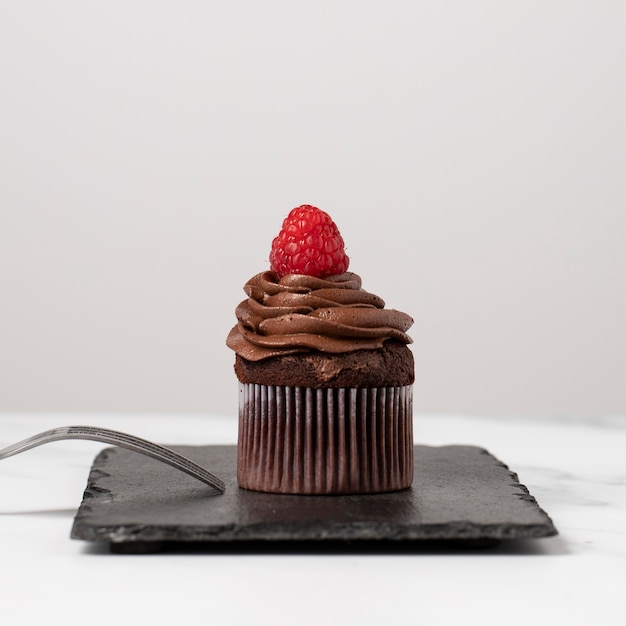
(71, 445, 557, 553)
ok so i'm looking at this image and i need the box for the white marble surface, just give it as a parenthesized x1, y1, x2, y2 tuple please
(0, 412, 624, 625)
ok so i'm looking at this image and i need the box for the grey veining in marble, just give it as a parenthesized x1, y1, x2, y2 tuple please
(71, 444, 556, 550)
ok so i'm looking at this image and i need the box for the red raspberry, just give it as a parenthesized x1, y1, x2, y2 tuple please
(269, 205, 350, 278)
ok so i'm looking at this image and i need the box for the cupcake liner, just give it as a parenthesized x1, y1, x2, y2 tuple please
(237, 384, 413, 494)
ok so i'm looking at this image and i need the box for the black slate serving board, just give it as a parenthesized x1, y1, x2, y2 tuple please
(71, 444, 557, 553)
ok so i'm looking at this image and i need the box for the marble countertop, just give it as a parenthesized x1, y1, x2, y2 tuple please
(0, 412, 624, 625)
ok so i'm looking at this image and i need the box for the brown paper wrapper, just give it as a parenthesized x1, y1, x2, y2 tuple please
(237, 384, 413, 494)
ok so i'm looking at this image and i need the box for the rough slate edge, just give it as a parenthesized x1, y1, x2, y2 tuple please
(71, 445, 558, 554)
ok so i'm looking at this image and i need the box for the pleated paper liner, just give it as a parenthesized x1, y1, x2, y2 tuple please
(237, 384, 413, 494)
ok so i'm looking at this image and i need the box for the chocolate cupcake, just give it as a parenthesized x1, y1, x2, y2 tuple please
(226, 205, 414, 494)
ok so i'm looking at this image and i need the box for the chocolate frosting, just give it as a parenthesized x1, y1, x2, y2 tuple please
(226, 271, 413, 361)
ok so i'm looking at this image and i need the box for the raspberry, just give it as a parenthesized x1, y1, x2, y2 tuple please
(269, 205, 350, 278)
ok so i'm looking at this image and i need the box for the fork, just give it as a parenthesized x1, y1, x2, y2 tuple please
(0, 425, 225, 493)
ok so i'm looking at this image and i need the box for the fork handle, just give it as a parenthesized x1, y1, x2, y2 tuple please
(0, 425, 225, 493)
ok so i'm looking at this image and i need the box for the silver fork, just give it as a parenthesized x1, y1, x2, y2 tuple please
(0, 425, 225, 493)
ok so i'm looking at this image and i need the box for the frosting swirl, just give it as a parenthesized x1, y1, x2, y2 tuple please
(226, 271, 413, 361)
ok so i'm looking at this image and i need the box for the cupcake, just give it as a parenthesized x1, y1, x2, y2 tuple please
(226, 205, 414, 494)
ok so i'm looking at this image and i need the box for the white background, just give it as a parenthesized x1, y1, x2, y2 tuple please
(1, 1, 625, 417)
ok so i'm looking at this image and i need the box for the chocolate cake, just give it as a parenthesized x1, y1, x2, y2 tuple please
(226, 205, 415, 495)
(234, 343, 414, 389)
